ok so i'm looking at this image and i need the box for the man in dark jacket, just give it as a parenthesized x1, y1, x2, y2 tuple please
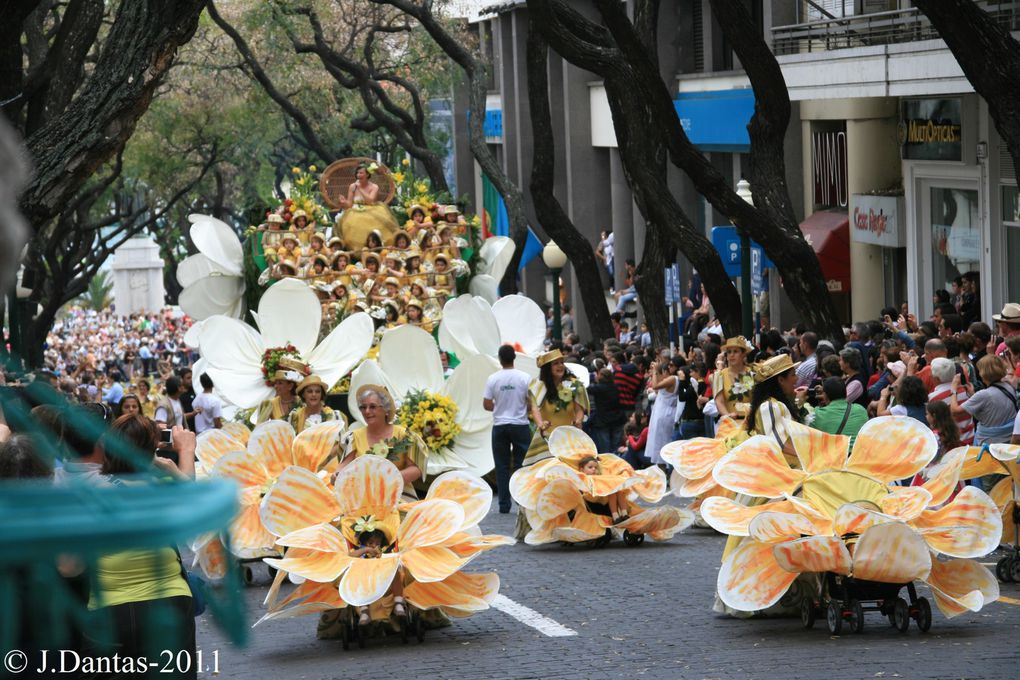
(587, 369, 627, 454)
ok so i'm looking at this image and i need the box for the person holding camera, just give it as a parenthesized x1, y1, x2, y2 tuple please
(808, 376, 869, 449)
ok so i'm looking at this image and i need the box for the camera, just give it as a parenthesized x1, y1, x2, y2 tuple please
(159, 428, 173, 445)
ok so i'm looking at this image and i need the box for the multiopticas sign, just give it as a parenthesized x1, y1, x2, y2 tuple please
(851, 194, 905, 248)
(900, 98, 963, 161)
(906, 119, 961, 144)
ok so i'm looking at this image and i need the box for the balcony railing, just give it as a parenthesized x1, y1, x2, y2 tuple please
(772, 2, 1020, 56)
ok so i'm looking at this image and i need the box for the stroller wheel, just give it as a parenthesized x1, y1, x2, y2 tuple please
(915, 596, 932, 632)
(400, 615, 409, 644)
(623, 530, 645, 546)
(892, 597, 910, 633)
(848, 600, 865, 634)
(826, 601, 843, 635)
(800, 598, 816, 630)
(415, 615, 425, 643)
(1009, 557, 1020, 583)
(241, 565, 255, 585)
(996, 556, 1013, 582)
(340, 622, 350, 650)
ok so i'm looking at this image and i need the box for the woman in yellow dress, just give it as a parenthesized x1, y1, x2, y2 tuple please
(289, 375, 343, 434)
(336, 163, 399, 249)
(713, 336, 754, 421)
(134, 378, 157, 419)
(513, 349, 589, 539)
(256, 364, 301, 424)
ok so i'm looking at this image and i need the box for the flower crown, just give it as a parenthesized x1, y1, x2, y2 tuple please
(353, 515, 378, 533)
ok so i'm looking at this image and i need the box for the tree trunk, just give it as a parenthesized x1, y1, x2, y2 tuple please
(633, 217, 674, 348)
(914, 0, 1020, 183)
(526, 18, 615, 342)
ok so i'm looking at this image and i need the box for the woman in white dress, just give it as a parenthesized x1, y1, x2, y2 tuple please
(644, 356, 682, 466)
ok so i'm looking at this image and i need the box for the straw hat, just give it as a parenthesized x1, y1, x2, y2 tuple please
(332, 250, 350, 263)
(281, 233, 299, 245)
(537, 349, 565, 367)
(393, 229, 411, 244)
(384, 276, 400, 287)
(720, 336, 753, 353)
(292, 209, 308, 219)
(327, 236, 343, 249)
(404, 248, 422, 261)
(355, 383, 396, 421)
(297, 374, 329, 396)
(310, 232, 326, 244)
(409, 203, 426, 216)
(751, 354, 800, 383)
(362, 252, 381, 265)
(406, 298, 423, 310)
(277, 259, 299, 275)
(434, 253, 450, 264)
(992, 302, 1020, 323)
(443, 204, 460, 216)
(312, 253, 330, 268)
(267, 213, 285, 224)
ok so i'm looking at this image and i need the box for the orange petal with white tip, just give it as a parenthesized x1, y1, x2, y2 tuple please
(677, 473, 723, 498)
(444, 533, 516, 558)
(989, 477, 1017, 545)
(405, 571, 499, 612)
(925, 557, 1000, 618)
(617, 506, 694, 540)
(748, 512, 820, 544)
(846, 416, 937, 483)
(699, 496, 797, 536)
(833, 503, 896, 538)
(260, 465, 340, 538)
(922, 447, 968, 507)
(509, 463, 552, 510)
(333, 455, 403, 515)
(715, 415, 741, 440)
(248, 420, 297, 478)
(912, 486, 1002, 558)
(221, 421, 251, 447)
(265, 546, 353, 583)
(229, 501, 278, 558)
(256, 579, 346, 625)
(631, 465, 668, 503)
(535, 478, 583, 521)
(213, 450, 270, 488)
(660, 437, 727, 480)
(424, 471, 492, 529)
(713, 436, 806, 498)
(338, 554, 400, 606)
(291, 420, 345, 472)
(784, 496, 834, 535)
(524, 512, 570, 545)
(398, 499, 464, 549)
(195, 429, 245, 473)
(852, 522, 931, 582)
(786, 420, 849, 474)
(772, 535, 852, 574)
(717, 539, 798, 612)
(191, 535, 229, 580)
(960, 446, 1008, 480)
(880, 486, 933, 521)
(401, 545, 469, 582)
(276, 523, 347, 553)
(547, 425, 597, 460)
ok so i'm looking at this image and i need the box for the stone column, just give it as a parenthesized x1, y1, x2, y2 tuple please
(111, 237, 165, 316)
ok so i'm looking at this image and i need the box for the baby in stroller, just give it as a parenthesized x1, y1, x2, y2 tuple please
(349, 528, 406, 625)
(578, 455, 628, 524)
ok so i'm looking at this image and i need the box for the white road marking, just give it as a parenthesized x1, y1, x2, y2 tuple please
(490, 594, 578, 637)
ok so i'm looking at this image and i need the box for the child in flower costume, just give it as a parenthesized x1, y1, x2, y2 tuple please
(348, 524, 406, 624)
(255, 456, 515, 634)
(510, 427, 694, 545)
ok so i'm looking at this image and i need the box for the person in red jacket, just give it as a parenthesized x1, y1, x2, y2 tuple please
(617, 410, 650, 469)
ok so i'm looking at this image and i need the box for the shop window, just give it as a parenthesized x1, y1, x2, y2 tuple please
(1004, 185, 1020, 303)
(930, 186, 979, 294)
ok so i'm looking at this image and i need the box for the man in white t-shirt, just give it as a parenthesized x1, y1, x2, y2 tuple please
(483, 345, 542, 513)
(192, 373, 224, 434)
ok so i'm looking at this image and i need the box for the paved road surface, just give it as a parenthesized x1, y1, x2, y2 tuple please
(197, 500, 1020, 680)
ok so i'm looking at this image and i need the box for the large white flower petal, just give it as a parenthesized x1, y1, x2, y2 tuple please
(478, 236, 515, 282)
(180, 276, 245, 321)
(442, 354, 498, 434)
(566, 363, 590, 387)
(439, 294, 501, 358)
(305, 312, 374, 389)
(468, 274, 500, 305)
(442, 427, 493, 477)
(348, 360, 402, 425)
(177, 253, 226, 288)
(206, 365, 272, 410)
(258, 278, 322, 356)
(184, 320, 205, 350)
(189, 214, 243, 276)
(514, 353, 539, 381)
(199, 317, 263, 371)
(492, 295, 546, 356)
(379, 325, 444, 398)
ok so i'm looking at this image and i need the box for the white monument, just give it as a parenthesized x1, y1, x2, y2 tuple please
(111, 236, 165, 316)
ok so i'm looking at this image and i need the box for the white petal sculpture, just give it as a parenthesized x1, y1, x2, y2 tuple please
(177, 214, 245, 320)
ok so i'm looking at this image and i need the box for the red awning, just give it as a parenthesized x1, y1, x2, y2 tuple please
(799, 210, 851, 293)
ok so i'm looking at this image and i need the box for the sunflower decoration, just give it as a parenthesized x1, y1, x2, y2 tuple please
(957, 442, 1020, 571)
(701, 416, 1001, 618)
(255, 455, 514, 624)
(660, 416, 742, 519)
(191, 419, 347, 570)
(509, 427, 694, 545)
(398, 389, 462, 452)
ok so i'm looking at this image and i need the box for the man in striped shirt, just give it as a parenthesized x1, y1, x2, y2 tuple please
(928, 357, 974, 445)
(611, 351, 644, 411)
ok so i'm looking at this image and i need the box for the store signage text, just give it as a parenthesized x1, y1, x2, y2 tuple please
(900, 98, 963, 161)
(812, 130, 848, 209)
(851, 194, 905, 248)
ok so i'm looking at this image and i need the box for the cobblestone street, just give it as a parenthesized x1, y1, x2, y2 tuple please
(198, 500, 1020, 680)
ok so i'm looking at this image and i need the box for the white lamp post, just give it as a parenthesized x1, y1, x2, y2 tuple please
(542, 240, 568, 343)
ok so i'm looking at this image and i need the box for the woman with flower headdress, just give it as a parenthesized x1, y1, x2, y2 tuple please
(713, 336, 755, 420)
(336, 163, 399, 249)
(289, 374, 343, 434)
(255, 360, 304, 424)
(337, 384, 428, 502)
(513, 349, 589, 539)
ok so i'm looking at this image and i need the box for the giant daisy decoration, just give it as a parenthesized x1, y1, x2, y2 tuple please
(700, 416, 1001, 618)
(509, 427, 694, 545)
(467, 236, 515, 304)
(255, 455, 513, 623)
(196, 278, 374, 408)
(177, 214, 245, 320)
(347, 324, 498, 477)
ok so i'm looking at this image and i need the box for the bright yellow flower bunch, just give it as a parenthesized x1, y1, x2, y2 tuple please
(393, 171, 406, 185)
(397, 389, 461, 452)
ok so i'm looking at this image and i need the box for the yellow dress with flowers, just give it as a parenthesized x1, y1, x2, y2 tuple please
(256, 397, 295, 425)
(338, 184, 399, 250)
(347, 424, 429, 501)
(713, 368, 754, 419)
(289, 405, 343, 434)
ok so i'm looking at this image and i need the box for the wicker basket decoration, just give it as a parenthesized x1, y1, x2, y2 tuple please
(318, 157, 396, 210)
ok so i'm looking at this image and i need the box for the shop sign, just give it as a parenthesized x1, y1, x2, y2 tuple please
(812, 129, 848, 208)
(899, 98, 962, 161)
(851, 195, 905, 248)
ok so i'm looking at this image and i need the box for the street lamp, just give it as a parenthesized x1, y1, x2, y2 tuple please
(542, 240, 568, 344)
(735, 179, 754, 339)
